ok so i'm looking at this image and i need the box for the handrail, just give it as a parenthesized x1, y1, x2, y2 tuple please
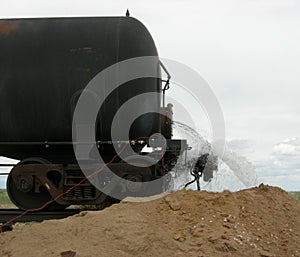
(159, 60, 171, 107)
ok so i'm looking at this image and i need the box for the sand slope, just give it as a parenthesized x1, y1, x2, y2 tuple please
(1, 184, 300, 257)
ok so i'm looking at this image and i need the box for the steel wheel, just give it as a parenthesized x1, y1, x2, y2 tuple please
(6, 158, 68, 211)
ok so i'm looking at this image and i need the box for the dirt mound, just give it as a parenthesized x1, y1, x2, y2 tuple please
(1, 184, 300, 257)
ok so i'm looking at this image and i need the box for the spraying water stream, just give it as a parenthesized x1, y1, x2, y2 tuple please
(171, 121, 259, 192)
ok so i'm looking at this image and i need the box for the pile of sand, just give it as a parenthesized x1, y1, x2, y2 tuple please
(1, 184, 300, 257)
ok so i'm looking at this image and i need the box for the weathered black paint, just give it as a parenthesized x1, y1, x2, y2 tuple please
(0, 17, 161, 161)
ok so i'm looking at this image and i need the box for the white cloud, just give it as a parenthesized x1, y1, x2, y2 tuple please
(272, 144, 299, 156)
(255, 138, 300, 190)
(271, 139, 300, 168)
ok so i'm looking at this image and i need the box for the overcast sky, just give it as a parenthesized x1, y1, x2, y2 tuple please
(0, 0, 299, 190)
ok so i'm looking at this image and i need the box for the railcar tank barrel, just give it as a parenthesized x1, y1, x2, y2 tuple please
(0, 17, 161, 161)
